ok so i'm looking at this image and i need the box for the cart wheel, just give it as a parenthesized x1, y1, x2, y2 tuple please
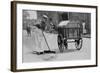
(58, 34, 64, 52)
(75, 38, 83, 50)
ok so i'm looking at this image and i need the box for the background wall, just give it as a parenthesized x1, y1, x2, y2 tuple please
(0, 0, 99, 73)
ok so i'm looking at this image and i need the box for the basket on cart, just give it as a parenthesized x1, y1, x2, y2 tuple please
(57, 21, 83, 52)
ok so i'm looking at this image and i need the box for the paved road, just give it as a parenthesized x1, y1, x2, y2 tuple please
(22, 30, 91, 63)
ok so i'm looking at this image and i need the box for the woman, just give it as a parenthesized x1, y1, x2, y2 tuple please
(32, 14, 56, 55)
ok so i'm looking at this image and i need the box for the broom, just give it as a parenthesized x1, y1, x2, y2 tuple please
(41, 30, 56, 54)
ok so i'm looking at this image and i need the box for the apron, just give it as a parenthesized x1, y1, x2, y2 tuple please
(32, 26, 48, 52)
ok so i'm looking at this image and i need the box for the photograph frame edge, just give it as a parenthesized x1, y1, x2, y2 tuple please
(11, 1, 98, 72)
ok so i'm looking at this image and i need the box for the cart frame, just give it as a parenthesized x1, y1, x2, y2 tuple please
(57, 22, 83, 52)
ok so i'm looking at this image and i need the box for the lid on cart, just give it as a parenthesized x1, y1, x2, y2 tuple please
(58, 20, 81, 28)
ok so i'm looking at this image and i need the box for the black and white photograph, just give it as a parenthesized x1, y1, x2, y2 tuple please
(22, 10, 91, 62)
(11, 1, 97, 72)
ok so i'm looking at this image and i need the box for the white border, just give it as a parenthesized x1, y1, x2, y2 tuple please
(17, 3, 96, 69)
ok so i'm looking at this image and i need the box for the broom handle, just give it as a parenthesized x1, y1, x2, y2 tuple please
(41, 31, 51, 50)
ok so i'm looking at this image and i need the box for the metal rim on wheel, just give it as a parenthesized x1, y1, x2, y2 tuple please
(75, 38, 83, 50)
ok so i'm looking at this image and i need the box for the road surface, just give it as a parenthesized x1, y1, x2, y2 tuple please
(22, 30, 91, 63)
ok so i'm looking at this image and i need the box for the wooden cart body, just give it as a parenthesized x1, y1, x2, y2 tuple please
(57, 20, 83, 52)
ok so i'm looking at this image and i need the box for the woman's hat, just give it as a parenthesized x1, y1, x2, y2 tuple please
(42, 15, 48, 19)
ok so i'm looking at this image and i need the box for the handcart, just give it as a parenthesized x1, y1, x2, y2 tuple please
(57, 21, 83, 52)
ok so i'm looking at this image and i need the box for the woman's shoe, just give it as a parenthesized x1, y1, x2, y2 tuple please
(37, 52, 44, 55)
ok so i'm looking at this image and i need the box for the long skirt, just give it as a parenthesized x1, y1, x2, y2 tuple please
(32, 27, 49, 52)
(32, 28, 58, 52)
